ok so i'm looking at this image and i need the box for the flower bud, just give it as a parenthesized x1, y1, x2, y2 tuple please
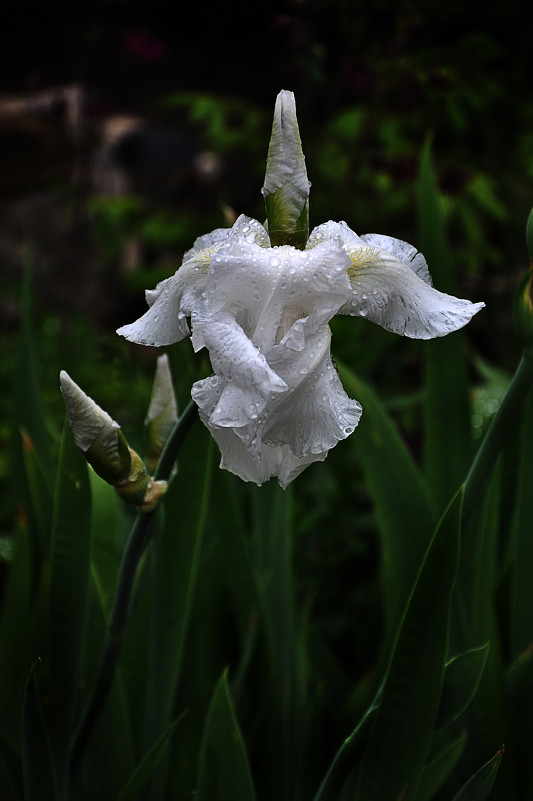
(261, 90, 310, 249)
(60, 371, 167, 512)
(60, 371, 131, 483)
(144, 354, 178, 472)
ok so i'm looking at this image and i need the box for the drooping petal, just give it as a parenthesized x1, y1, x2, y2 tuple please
(202, 425, 328, 488)
(192, 322, 362, 487)
(191, 312, 287, 429)
(264, 325, 362, 456)
(117, 224, 237, 347)
(117, 259, 206, 346)
(322, 221, 485, 339)
(344, 250, 484, 339)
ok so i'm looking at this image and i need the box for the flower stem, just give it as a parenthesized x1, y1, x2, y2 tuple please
(68, 400, 198, 782)
(462, 349, 533, 532)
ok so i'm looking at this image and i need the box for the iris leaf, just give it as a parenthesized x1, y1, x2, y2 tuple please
(354, 489, 462, 801)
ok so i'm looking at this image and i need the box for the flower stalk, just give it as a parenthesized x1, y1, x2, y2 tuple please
(68, 399, 198, 783)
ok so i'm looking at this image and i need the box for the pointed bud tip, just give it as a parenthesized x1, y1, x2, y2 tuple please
(59, 370, 132, 482)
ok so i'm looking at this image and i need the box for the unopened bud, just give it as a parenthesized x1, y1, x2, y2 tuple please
(262, 90, 310, 249)
(60, 370, 131, 483)
(144, 354, 178, 472)
(60, 371, 167, 513)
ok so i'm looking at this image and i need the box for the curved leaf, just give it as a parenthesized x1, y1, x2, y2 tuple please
(197, 671, 256, 801)
(354, 489, 462, 801)
(437, 644, 490, 730)
(338, 362, 437, 639)
(451, 747, 503, 801)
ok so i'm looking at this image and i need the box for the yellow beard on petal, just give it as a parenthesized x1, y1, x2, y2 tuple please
(347, 246, 382, 281)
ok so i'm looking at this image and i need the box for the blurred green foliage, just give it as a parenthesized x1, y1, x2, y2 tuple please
(1, 6, 533, 794)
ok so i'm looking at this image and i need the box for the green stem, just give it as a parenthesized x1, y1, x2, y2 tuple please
(462, 349, 533, 532)
(68, 401, 198, 782)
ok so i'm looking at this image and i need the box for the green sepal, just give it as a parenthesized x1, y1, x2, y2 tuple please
(196, 670, 256, 801)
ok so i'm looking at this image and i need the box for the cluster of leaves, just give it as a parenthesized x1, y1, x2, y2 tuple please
(2, 145, 532, 801)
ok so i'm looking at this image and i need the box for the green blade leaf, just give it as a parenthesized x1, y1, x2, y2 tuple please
(21, 435, 54, 563)
(0, 521, 32, 748)
(197, 670, 256, 801)
(21, 663, 57, 801)
(417, 140, 474, 508)
(511, 390, 533, 656)
(414, 733, 466, 801)
(47, 420, 91, 789)
(338, 362, 437, 638)
(437, 644, 490, 730)
(143, 425, 214, 794)
(115, 713, 186, 801)
(0, 729, 24, 799)
(354, 489, 462, 801)
(450, 748, 503, 801)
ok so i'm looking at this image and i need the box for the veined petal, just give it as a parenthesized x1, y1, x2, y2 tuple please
(117, 223, 239, 347)
(343, 248, 484, 339)
(359, 232, 432, 285)
(323, 221, 485, 339)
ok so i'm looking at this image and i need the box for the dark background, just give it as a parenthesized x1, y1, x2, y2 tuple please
(1, 0, 532, 433)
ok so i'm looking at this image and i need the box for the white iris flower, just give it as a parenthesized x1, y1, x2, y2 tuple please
(118, 91, 484, 487)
